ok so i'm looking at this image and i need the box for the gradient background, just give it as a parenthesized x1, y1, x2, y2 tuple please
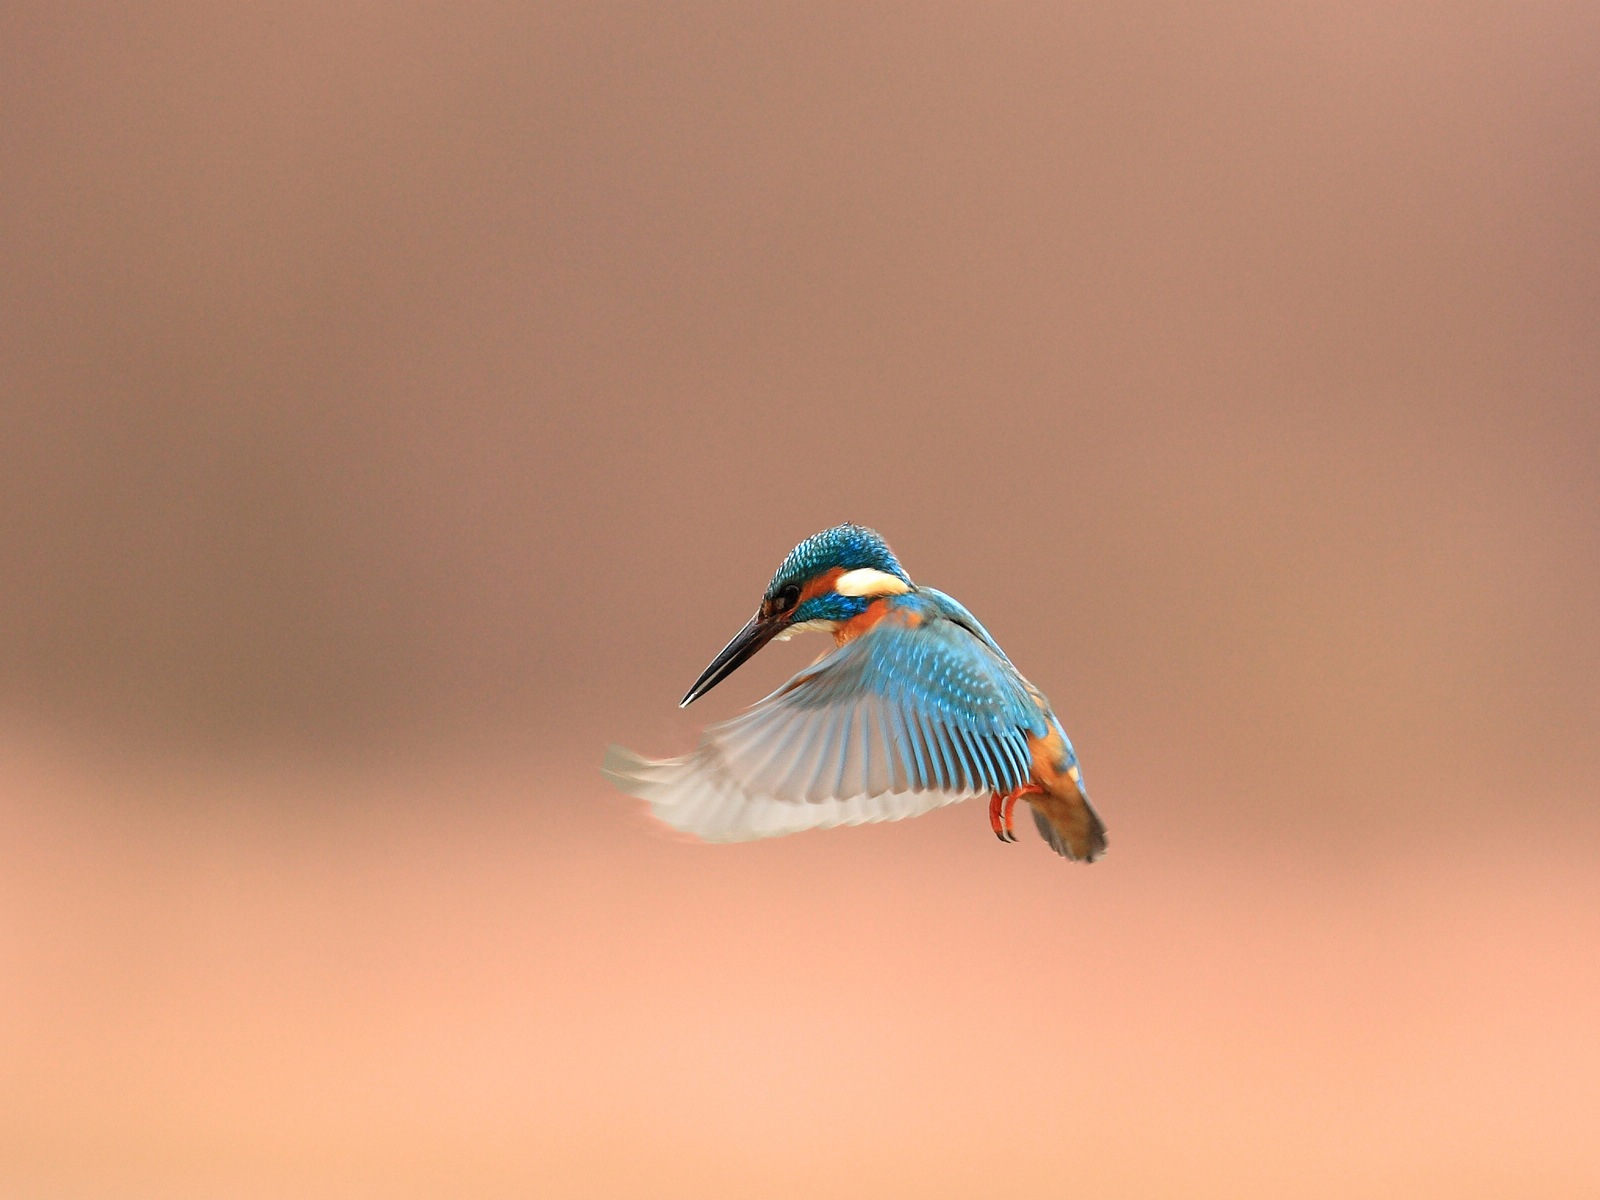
(3, 4, 1598, 1197)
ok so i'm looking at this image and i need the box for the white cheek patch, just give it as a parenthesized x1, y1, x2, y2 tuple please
(834, 568, 910, 597)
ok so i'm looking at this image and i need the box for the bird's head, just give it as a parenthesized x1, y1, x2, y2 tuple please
(680, 523, 914, 706)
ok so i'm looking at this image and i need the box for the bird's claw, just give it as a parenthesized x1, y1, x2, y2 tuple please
(990, 789, 1020, 842)
(990, 784, 1043, 844)
(988, 792, 1009, 842)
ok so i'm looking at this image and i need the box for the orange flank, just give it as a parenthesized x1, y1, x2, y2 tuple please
(1019, 721, 1107, 862)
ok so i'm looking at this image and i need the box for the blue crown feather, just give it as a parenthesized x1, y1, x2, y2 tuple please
(767, 523, 911, 595)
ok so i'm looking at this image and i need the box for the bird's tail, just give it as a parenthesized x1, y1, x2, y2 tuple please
(1028, 768, 1107, 863)
(1021, 716, 1107, 863)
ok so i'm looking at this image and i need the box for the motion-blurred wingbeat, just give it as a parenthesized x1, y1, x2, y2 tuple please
(604, 524, 1106, 861)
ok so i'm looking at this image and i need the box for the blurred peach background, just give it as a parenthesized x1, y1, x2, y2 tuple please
(2, 3, 1597, 1197)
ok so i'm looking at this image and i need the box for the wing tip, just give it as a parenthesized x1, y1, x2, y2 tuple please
(600, 741, 641, 774)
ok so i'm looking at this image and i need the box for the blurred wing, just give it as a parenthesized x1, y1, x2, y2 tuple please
(604, 614, 1046, 842)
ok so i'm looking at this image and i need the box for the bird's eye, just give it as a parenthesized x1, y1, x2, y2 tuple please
(775, 584, 801, 611)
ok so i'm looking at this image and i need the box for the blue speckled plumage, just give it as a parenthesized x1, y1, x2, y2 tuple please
(603, 524, 1106, 860)
(769, 523, 911, 593)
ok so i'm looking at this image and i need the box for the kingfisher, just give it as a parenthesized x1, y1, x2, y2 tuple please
(602, 523, 1106, 861)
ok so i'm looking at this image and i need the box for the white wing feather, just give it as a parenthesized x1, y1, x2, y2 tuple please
(601, 744, 978, 842)
(603, 613, 1040, 844)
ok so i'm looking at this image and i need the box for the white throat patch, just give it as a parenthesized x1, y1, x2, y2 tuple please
(773, 618, 834, 641)
(834, 568, 911, 597)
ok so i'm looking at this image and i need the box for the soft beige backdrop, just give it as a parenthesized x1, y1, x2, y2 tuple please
(2, 4, 1596, 1197)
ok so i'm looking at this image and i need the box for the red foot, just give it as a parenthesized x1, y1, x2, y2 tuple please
(990, 783, 1043, 843)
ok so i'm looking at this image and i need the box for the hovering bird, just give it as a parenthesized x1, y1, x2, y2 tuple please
(603, 524, 1106, 861)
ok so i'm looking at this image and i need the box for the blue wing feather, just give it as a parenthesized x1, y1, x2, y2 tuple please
(604, 591, 1050, 842)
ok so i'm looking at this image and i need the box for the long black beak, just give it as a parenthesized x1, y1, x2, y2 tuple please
(680, 611, 784, 707)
